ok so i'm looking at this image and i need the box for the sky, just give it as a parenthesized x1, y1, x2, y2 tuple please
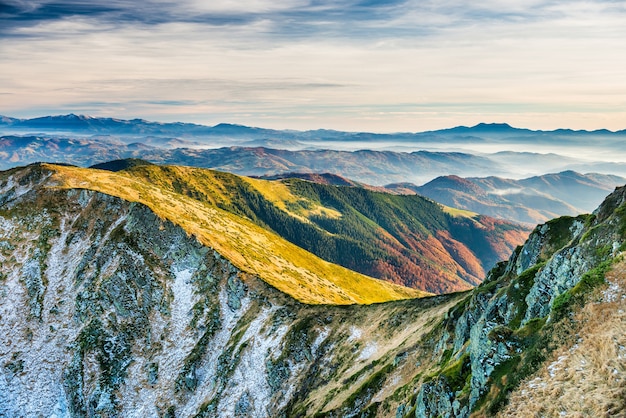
(1, 0, 625, 133)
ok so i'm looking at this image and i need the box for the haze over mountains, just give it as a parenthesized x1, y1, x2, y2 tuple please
(1, 116, 626, 417)
(2, 114, 626, 184)
(389, 171, 626, 225)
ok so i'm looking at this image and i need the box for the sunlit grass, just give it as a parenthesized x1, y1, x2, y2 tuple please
(441, 205, 479, 219)
(45, 164, 427, 304)
(243, 176, 343, 220)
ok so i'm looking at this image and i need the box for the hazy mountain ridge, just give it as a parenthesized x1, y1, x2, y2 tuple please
(0, 114, 268, 137)
(3, 134, 626, 186)
(1, 163, 625, 417)
(3, 114, 626, 184)
(130, 147, 510, 185)
(389, 171, 626, 225)
(0, 135, 508, 184)
(2, 114, 625, 138)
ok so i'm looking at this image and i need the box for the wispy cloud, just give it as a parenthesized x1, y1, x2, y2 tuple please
(1, 1, 625, 131)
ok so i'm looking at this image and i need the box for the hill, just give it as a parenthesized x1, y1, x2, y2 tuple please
(256, 172, 363, 187)
(1, 163, 423, 305)
(99, 162, 529, 293)
(1, 163, 624, 416)
(390, 171, 626, 224)
(90, 158, 154, 172)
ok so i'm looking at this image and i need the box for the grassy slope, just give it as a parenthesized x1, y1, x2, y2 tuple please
(497, 260, 626, 417)
(105, 164, 528, 294)
(44, 164, 426, 304)
(247, 176, 529, 293)
(291, 291, 471, 416)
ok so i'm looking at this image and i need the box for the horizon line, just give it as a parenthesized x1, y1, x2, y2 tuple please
(2, 112, 625, 135)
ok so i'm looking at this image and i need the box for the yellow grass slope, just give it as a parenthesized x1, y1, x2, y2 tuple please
(45, 164, 427, 304)
(497, 260, 626, 417)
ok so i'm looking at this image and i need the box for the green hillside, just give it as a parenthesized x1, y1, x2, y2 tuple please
(40, 163, 425, 304)
(107, 163, 529, 293)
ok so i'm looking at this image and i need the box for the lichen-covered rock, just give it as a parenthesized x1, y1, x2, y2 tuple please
(413, 186, 626, 417)
(523, 246, 589, 321)
(415, 375, 468, 418)
(415, 377, 455, 418)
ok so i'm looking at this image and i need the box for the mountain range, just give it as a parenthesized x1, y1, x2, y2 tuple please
(3, 114, 626, 183)
(4, 134, 626, 188)
(7, 161, 528, 293)
(0, 135, 508, 184)
(1, 160, 624, 416)
(2, 114, 625, 139)
(2, 115, 626, 416)
(257, 170, 626, 226)
(388, 171, 626, 225)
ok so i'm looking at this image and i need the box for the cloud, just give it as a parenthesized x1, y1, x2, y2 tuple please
(0, 0, 539, 40)
(1, 1, 625, 132)
(2, 0, 624, 41)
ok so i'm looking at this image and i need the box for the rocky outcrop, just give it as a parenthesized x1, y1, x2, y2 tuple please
(411, 185, 626, 417)
(0, 168, 309, 416)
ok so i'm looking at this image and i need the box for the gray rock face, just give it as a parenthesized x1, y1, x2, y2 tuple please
(524, 219, 622, 323)
(516, 223, 550, 274)
(414, 185, 626, 417)
(523, 246, 588, 321)
(0, 177, 313, 417)
(467, 294, 519, 407)
(415, 377, 455, 418)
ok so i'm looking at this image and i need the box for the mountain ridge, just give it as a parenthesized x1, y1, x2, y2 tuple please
(0, 161, 530, 295)
(0, 136, 511, 183)
(2, 114, 625, 136)
(88, 161, 529, 293)
(1, 162, 624, 416)
(389, 171, 626, 225)
(1, 163, 425, 304)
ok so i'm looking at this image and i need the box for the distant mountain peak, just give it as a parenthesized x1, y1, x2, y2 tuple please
(421, 174, 486, 195)
(213, 122, 247, 128)
(432, 121, 527, 136)
(58, 113, 93, 120)
(473, 122, 514, 129)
